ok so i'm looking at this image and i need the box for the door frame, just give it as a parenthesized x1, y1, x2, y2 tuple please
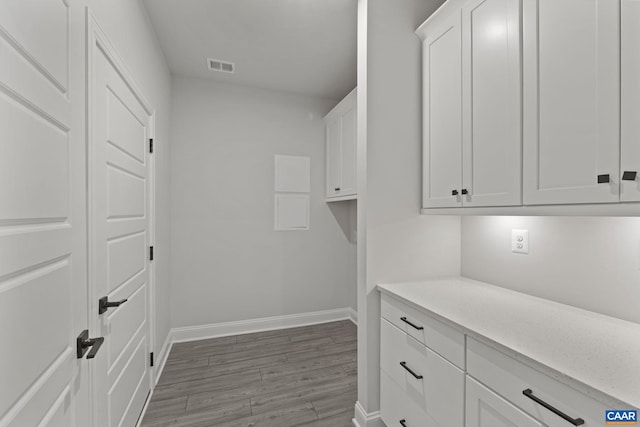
(86, 9, 157, 424)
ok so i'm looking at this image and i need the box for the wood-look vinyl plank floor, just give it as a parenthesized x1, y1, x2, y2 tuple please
(141, 320, 357, 427)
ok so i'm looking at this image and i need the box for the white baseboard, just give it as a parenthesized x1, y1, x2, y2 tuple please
(353, 401, 384, 427)
(347, 307, 358, 325)
(154, 331, 173, 386)
(172, 307, 356, 343)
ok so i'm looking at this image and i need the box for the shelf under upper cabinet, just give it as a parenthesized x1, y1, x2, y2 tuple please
(421, 202, 640, 216)
(325, 194, 357, 203)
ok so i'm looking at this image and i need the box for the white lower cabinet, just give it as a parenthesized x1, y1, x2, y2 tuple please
(379, 291, 634, 427)
(467, 338, 610, 427)
(380, 302, 465, 427)
(381, 371, 437, 427)
(466, 376, 543, 427)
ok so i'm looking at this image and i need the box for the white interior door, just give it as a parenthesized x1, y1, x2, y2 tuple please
(89, 16, 153, 427)
(0, 0, 88, 426)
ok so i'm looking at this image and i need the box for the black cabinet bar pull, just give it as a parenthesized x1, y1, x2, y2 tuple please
(400, 420, 408, 427)
(99, 296, 128, 315)
(400, 317, 424, 331)
(400, 361, 423, 379)
(622, 171, 637, 181)
(597, 174, 610, 183)
(522, 389, 584, 426)
(451, 189, 459, 196)
(334, 187, 340, 191)
(461, 189, 468, 195)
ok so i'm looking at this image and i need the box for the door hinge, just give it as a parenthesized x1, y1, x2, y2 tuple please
(149, 246, 154, 261)
(149, 138, 154, 153)
(150, 352, 154, 367)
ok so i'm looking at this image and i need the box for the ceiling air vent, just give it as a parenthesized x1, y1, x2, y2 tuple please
(207, 58, 235, 74)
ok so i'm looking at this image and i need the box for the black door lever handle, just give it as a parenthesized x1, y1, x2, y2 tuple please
(99, 296, 128, 315)
(76, 330, 105, 359)
(86, 337, 104, 359)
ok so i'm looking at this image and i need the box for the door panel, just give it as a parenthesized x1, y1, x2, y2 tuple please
(422, 11, 463, 208)
(340, 107, 357, 196)
(523, 0, 620, 205)
(0, 0, 69, 90)
(107, 232, 145, 292)
(107, 166, 146, 218)
(90, 19, 152, 427)
(462, 0, 521, 207)
(107, 281, 146, 367)
(621, 0, 640, 202)
(106, 90, 147, 163)
(0, 95, 69, 219)
(326, 117, 341, 197)
(0, 0, 86, 426)
(466, 377, 543, 427)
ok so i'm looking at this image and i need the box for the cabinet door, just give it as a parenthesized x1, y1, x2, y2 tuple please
(621, 0, 640, 202)
(522, 0, 620, 205)
(422, 12, 463, 208)
(340, 106, 357, 196)
(462, 0, 521, 207)
(326, 117, 342, 198)
(466, 377, 544, 427)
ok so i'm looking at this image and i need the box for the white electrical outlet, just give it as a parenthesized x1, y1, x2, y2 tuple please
(512, 229, 529, 254)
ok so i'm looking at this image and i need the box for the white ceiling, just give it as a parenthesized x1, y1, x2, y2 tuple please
(143, 0, 357, 100)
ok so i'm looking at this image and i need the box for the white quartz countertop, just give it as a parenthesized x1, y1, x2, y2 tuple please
(377, 277, 640, 410)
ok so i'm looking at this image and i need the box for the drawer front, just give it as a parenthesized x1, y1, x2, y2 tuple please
(466, 376, 544, 427)
(467, 338, 617, 427)
(381, 318, 465, 427)
(381, 370, 440, 427)
(381, 294, 465, 369)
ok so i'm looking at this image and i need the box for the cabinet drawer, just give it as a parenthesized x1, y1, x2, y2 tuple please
(467, 338, 617, 427)
(381, 370, 439, 427)
(381, 318, 464, 427)
(381, 294, 465, 369)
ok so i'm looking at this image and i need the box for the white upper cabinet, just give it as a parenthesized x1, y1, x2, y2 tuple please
(419, 0, 640, 214)
(462, 0, 521, 207)
(522, 0, 620, 205)
(621, 0, 640, 202)
(421, 11, 463, 208)
(325, 88, 357, 201)
(419, 0, 521, 209)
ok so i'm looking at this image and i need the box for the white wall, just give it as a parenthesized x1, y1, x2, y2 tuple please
(84, 0, 173, 360)
(170, 76, 356, 328)
(461, 216, 640, 324)
(356, 0, 459, 417)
